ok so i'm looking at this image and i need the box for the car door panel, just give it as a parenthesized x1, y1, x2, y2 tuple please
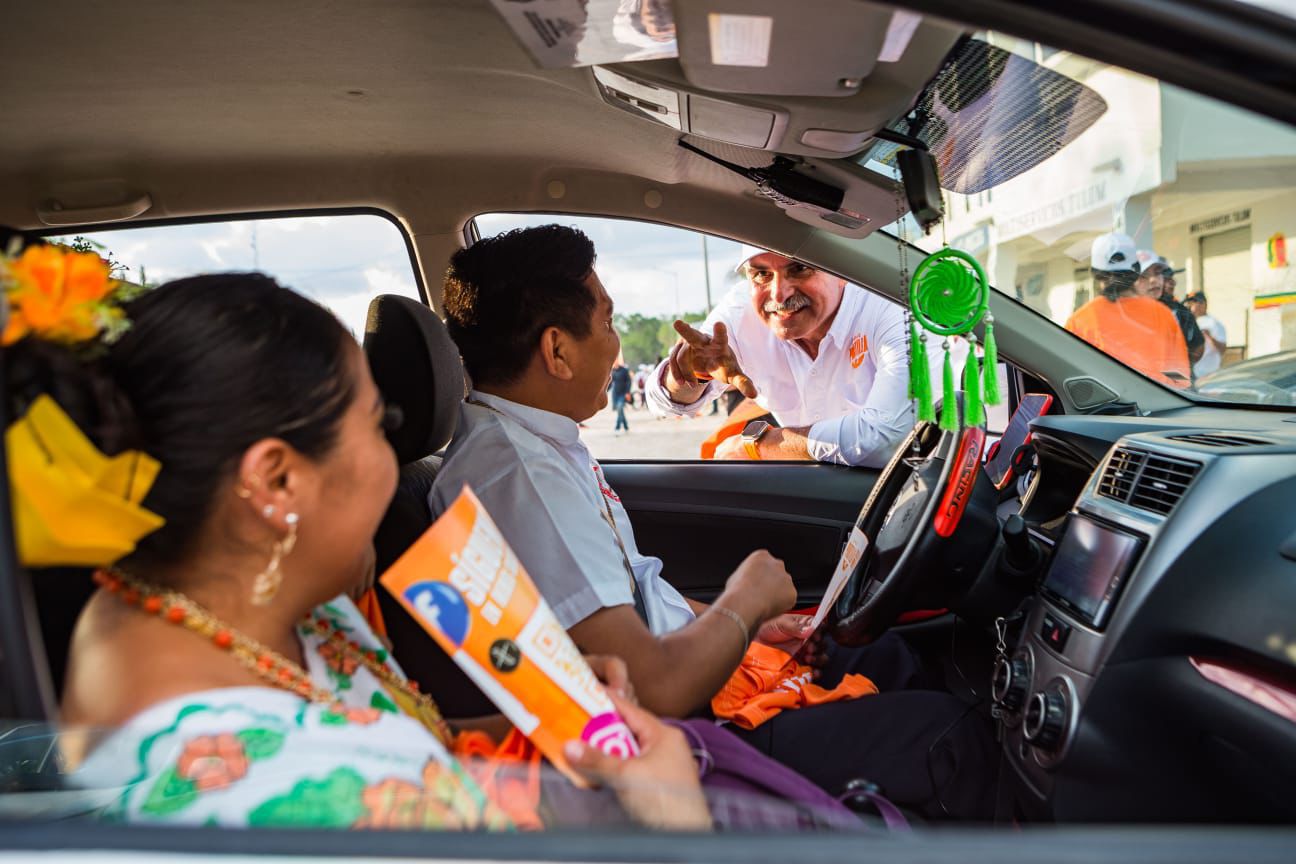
(602, 462, 878, 605)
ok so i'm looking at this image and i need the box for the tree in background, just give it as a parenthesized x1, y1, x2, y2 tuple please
(615, 311, 706, 367)
(64, 236, 155, 289)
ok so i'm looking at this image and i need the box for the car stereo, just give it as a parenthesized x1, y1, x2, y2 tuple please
(1039, 514, 1145, 629)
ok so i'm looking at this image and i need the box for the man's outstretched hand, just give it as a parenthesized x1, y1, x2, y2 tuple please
(672, 320, 758, 399)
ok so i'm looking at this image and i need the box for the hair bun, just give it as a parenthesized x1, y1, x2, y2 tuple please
(5, 337, 142, 455)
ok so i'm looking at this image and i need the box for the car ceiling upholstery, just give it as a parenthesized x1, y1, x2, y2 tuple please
(1, 0, 1191, 413)
(1, 1, 966, 261)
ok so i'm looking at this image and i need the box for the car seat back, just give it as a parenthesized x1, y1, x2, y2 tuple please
(363, 294, 494, 718)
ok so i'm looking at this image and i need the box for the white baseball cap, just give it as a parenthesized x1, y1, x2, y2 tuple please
(734, 243, 767, 273)
(1136, 249, 1172, 275)
(1090, 232, 1139, 273)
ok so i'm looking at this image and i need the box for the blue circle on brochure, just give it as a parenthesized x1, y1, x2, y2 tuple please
(403, 582, 470, 648)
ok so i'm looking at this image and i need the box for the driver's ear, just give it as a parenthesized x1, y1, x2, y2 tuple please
(539, 327, 576, 381)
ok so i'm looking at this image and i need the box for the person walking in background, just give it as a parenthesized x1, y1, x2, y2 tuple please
(611, 359, 632, 432)
(632, 366, 647, 409)
(1185, 292, 1227, 378)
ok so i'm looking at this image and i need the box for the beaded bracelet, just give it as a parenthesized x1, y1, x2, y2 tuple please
(711, 605, 750, 653)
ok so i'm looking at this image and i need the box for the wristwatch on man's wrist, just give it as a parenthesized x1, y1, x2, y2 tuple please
(741, 420, 772, 460)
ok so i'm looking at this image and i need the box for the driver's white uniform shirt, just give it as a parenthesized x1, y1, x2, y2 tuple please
(645, 283, 923, 467)
(428, 391, 696, 636)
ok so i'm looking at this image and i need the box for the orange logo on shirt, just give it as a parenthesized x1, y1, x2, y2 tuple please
(848, 334, 869, 369)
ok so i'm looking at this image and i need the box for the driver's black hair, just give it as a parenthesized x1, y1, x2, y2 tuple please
(442, 225, 597, 387)
(5, 272, 356, 569)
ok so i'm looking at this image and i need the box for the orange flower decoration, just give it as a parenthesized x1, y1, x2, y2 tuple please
(317, 642, 360, 677)
(176, 733, 250, 792)
(2, 245, 123, 347)
(354, 760, 510, 830)
(341, 706, 382, 725)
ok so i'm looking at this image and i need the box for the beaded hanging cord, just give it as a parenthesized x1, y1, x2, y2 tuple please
(907, 248, 1001, 430)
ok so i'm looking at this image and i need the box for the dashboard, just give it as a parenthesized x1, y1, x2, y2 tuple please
(991, 406, 1296, 823)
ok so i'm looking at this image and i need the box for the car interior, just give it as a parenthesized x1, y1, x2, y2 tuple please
(2, 0, 1296, 858)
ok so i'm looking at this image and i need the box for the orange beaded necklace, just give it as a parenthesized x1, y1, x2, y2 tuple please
(94, 569, 452, 745)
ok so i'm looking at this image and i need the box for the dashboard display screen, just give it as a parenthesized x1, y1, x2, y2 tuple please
(1040, 515, 1144, 628)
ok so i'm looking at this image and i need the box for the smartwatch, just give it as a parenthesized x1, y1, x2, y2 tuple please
(741, 420, 772, 460)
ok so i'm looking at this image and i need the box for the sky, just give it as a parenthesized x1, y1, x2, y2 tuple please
(56, 211, 755, 340)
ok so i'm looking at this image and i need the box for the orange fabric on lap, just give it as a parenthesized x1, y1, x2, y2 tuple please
(711, 641, 878, 730)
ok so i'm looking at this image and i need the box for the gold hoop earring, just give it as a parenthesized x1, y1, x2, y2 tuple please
(251, 513, 298, 606)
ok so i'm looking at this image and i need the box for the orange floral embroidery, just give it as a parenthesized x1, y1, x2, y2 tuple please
(175, 733, 249, 792)
(317, 641, 359, 677)
(342, 707, 382, 725)
(355, 761, 468, 830)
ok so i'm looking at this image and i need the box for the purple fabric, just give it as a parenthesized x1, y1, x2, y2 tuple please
(669, 719, 878, 831)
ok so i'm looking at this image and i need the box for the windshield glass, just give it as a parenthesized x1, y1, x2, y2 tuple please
(869, 32, 1296, 406)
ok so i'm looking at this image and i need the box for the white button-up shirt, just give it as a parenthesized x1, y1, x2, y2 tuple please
(428, 391, 696, 636)
(646, 284, 927, 467)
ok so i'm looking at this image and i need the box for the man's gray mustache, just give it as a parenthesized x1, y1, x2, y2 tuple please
(763, 294, 810, 314)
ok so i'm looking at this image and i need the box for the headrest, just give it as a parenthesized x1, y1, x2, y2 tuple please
(363, 295, 464, 465)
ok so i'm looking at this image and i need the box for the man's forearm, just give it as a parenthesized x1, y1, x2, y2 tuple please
(573, 587, 771, 718)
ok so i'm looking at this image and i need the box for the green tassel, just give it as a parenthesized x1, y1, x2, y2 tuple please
(907, 323, 921, 401)
(911, 324, 936, 422)
(963, 343, 985, 427)
(982, 319, 1001, 405)
(939, 348, 958, 431)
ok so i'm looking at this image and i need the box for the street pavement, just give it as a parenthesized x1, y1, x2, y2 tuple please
(580, 398, 734, 460)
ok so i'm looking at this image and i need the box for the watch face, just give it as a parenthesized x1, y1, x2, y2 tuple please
(742, 420, 771, 441)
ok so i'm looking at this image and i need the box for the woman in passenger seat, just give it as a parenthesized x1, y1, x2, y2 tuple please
(11, 264, 715, 830)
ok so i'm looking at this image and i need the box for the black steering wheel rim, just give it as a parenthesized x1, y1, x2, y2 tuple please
(830, 420, 987, 645)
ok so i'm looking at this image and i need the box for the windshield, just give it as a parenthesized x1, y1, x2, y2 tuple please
(869, 32, 1296, 407)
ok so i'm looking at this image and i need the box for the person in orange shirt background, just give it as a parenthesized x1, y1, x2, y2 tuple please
(1066, 232, 1190, 388)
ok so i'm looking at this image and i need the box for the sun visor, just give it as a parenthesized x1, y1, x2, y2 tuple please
(862, 38, 1109, 194)
(670, 0, 896, 97)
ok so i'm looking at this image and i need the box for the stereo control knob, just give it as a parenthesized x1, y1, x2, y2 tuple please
(1023, 687, 1068, 750)
(992, 656, 1030, 712)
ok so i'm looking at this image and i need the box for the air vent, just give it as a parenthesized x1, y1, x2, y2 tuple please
(1098, 447, 1145, 502)
(1098, 447, 1201, 516)
(1166, 432, 1274, 448)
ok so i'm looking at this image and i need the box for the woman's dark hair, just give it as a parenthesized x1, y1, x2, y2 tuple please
(1093, 268, 1139, 301)
(442, 225, 597, 387)
(6, 273, 356, 568)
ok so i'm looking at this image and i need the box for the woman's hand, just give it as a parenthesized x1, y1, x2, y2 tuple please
(565, 691, 711, 831)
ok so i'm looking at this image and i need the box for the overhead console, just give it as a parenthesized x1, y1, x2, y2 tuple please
(590, 1, 964, 159)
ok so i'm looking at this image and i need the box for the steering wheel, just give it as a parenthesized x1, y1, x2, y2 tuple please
(830, 419, 996, 646)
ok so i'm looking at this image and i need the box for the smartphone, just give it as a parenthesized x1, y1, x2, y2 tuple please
(985, 393, 1054, 490)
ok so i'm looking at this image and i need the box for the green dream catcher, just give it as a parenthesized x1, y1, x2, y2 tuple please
(907, 248, 1001, 431)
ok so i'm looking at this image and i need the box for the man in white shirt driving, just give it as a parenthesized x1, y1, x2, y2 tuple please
(429, 225, 996, 820)
(644, 246, 916, 467)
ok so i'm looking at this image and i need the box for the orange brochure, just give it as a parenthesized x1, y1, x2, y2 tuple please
(380, 486, 639, 785)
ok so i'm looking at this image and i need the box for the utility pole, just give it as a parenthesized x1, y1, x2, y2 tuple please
(251, 222, 260, 270)
(701, 234, 713, 313)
